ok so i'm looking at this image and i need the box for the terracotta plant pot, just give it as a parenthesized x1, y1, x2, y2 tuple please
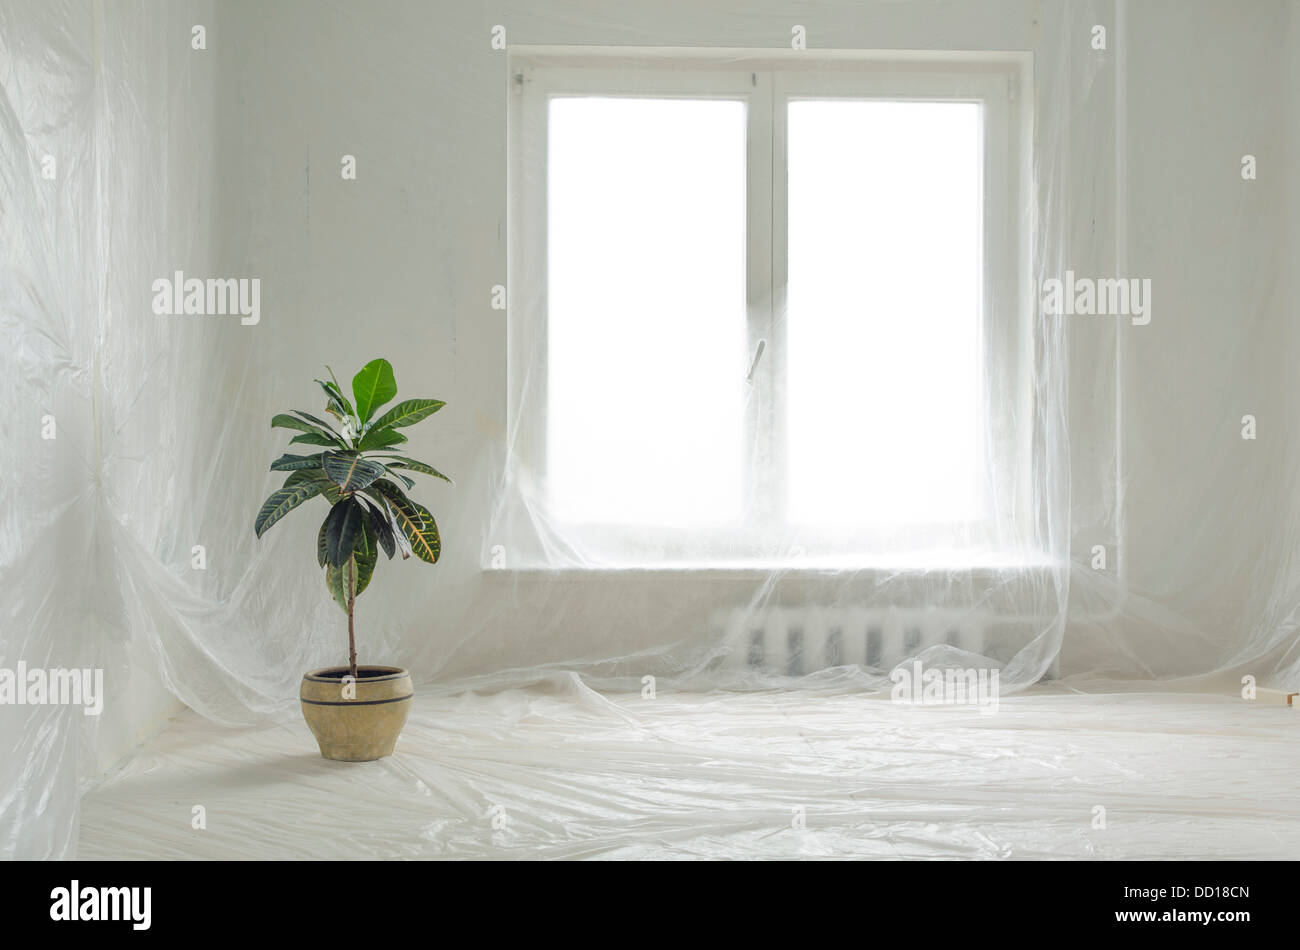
(300, 666, 413, 761)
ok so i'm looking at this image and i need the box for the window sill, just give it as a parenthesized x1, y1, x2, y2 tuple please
(483, 553, 1062, 576)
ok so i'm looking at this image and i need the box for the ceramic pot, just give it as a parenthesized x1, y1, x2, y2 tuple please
(300, 666, 413, 761)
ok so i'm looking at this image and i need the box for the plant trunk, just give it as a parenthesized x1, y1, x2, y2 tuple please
(347, 555, 358, 680)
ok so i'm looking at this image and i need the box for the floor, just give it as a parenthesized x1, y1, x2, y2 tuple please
(78, 677, 1300, 859)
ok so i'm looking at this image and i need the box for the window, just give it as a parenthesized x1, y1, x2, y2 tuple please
(506, 48, 1033, 569)
(546, 96, 747, 527)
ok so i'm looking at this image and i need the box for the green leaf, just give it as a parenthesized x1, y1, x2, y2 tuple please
(274, 411, 344, 447)
(353, 517, 379, 594)
(322, 451, 388, 492)
(282, 468, 340, 504)
(325, 558, 350, 612)
(317, 519, 329, 568)
(366, 493, 412, 559)
(290, 431, 343, 448)
(291, 410, 345, 434)
(369, 398, 444, 432)
(364, 478, 408, 509)
(324, 557, 362, 612)
(283, 470, 328, 490)
(401, 500, 441, 564)
(275, 465, 335, 501)
(326, 367, 355, 412)
(352, 359, 398, 424)
(316, 375, 355, 422)
(377, 456, 453, 484)
(356, 427, 408, 453)
(364, 500, 396, 559)
(254, 479, 328, 538)
(324, 498, 365, 568)
(270, 452, 325, 472)
(324, 520, 378, 611)
(367, 480, 440, 563)
(271, 413, 322, 434)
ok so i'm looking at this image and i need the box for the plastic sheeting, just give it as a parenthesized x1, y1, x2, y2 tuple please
(3, 0, 1299, 860)
(79, 680, 1300, 860)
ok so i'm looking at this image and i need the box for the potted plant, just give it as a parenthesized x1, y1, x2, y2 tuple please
(253, 358, 448, 761)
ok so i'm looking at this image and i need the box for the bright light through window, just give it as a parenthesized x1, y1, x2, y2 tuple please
(511, 56, 1029, 567)
(547, 97, 747, 526)
(786, 100, 986, 526)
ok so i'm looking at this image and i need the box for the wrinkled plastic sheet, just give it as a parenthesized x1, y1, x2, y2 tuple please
(6, 0, 1300, 862)
(78, 678, 1300, 860)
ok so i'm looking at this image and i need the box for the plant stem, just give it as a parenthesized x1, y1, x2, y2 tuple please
(347, 555, 358, 680)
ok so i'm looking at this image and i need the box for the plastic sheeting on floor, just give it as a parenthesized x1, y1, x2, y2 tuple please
(78, 680, 1300, 860)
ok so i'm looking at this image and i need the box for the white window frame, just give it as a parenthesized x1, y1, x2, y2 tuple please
(506, 47, 1035, 570)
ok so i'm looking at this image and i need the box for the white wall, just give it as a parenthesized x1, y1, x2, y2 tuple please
(202, 0, 1297, 685)
(212, 0, 1063, 683)
(1062, 0, 1294, 679)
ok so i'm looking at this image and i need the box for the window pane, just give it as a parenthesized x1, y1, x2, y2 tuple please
(547, 97, 747, 526)
(786, 99, 985, 526)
